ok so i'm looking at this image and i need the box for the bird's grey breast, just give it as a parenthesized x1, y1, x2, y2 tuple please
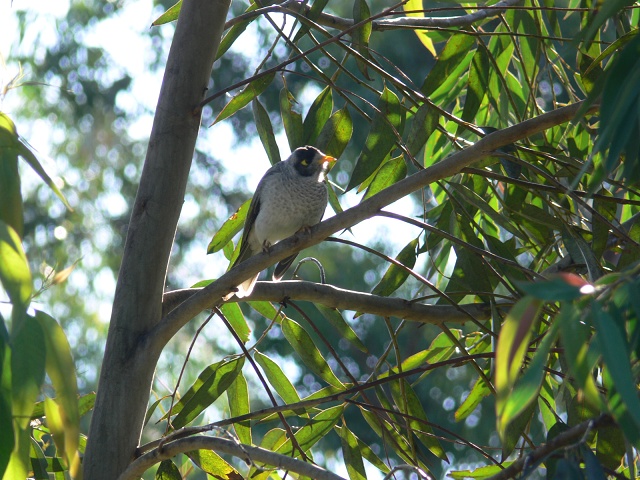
(252, 162, 328, 245)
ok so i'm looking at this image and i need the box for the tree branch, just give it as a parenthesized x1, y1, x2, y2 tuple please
(147, 100, 597, 356)
(162, 281, 491, 323)
(118, 436, 346, 480)
(232, 0, 523, 32)
(485, 415, 614, 480)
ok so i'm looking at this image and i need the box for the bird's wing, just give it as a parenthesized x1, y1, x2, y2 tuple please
(232, 162, 283, 267)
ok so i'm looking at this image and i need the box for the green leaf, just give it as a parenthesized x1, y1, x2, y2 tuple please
(276, 405, 344, 456)
(207, 199, 251, 254)
(455, 376, 491, 422)
(421, 34, 476, 97)
(518, 273, 592, 302)
(370, 238, 418, 297)
(34, 311, 80, 467)
(592, 303, 640, 443)
(347, 87, 403, 191)
(338, 424, 366, 480)
(352, 0, 373, 80)
(0, 121, 23, 236)
(390, 379, 447, 461)
(156, 459, 182, 479)
(253, 99, 280, 166)
(403, 0, 436, 56)
(315, 304, 367, 353)
(186, 449, 241, 478)
(500, 317, 560, 441)
(215, 3, 260, 60)
(405, 103, 438, 157)
(0, 221, 32, 309)
(315, 105, 353, 159)
(448, 463, 514, 479)
(461, 45, 491, 127)
(595, 423, 626, 471)
(280, 88, 304, 150)
(219, 303, 250, 344)
(11, 313, 45, 430)
(0, 329, 14, 475)
(170, 357, 245, 429)
(17, 138, 71, 211)
(281, 318, 344, 388)
(363, 155, 406, 200)
(303, 86, 333, 145)
(226, 373, 251, 445)
(151, 0, 181, 26)
(495, 297, 542, 438)
(253, 350, 301, 405)
(213, 72, 275, 125)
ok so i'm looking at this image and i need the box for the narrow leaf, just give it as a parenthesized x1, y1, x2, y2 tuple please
(151, 0, 181, 26)
(215, 3, 260, 60)
(371, 238, 418, 297)
(347, 87, 403, 191)
(0, 221, 32, 309)
(213, 72, 275, 125)
(254, 350, 301, 405)
(315, 105, 353, 158)
(219, 303, 250, 343)
(253, 99, 280, 166)
(363, 155, 407, 200)
(277, 405, 344, 456)
(303, 86, 333, 145)
(227, 373, 251, 445)
(403, 0, 436, 56)
(170, 357, 245, 429)
(156, 459, 182, 480)
(207, 199, 251, 254)
(186, 449, 242, 479)
(315, 305, 367, 353)
(338, 424, 367, 480)
(281, 318, 344, 388)
(280, 88, 304, 150)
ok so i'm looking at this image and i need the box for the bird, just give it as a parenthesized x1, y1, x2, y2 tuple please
(224, 145, 337, 299)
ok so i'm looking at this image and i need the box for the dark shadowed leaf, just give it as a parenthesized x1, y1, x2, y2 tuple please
(156, 459, 182, 480)
(303, 86, 333, 145)
(363, 155, 407, 200)
(215, 3, 260, 60)
(280, 88, 304, 150)
(347, 87, 403, 191)
(252, 99, 280, 165)
(371, 238, 418, 297)
(338, 424, 366, 480)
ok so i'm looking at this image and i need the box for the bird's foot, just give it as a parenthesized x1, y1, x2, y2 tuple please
(262, 240, 272, 253)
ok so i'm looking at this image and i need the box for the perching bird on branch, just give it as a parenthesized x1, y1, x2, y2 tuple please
(225, 145, 337, 299)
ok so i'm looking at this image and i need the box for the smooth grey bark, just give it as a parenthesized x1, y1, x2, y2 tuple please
(83, 1, 231, 478)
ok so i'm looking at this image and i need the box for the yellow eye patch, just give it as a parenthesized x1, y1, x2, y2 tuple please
(301, 159, 310, 166)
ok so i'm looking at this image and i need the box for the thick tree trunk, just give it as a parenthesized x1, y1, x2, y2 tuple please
(83, 1, 230, 478)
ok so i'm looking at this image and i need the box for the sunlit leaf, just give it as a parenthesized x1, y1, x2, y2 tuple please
(281, 318, 344, 388)
(186, 449, 242, 479)
(338, 424, 366, 480)
(0, 329, 13, 474)
(151, 0, 181, 26)
(0, 221, 32, 309)
(34, 311, 80, 473)
(213, 72, 275, 125)
(347, 87, 403, 191)
(363, 155, 407, 200)
(455, 376, 491, 422)
(276, 405, 344, 456)
(352, 0, 373, 80)
(403, 0, 436, 56)
(226, 372, 250, 445)
(316, 105, 353, 159)
(219, 303, 250, 343)
(421, 34, 476, 97)
(254, 350, 301, 405)
(207, 199, 251, 255)
(170, 357, 245, 429)
(495, 297, 542, 438)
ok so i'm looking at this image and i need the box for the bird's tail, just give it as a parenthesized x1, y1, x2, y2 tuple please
(273, 254, 298, 281)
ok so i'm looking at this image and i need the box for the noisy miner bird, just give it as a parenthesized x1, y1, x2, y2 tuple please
(225, 145, 337, 299)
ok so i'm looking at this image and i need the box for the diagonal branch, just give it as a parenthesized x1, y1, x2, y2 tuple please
(118, 436, 346, 480)
(147, 101, 597, 356)
(162, 282, 491, 323)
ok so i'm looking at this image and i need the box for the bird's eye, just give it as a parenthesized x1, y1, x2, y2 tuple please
(300, 159, 309, 166)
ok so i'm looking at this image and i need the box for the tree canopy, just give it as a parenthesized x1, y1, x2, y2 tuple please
(1, 0, 640, 479)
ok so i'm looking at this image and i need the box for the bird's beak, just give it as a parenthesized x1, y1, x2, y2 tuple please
(322, 155, 337, 169)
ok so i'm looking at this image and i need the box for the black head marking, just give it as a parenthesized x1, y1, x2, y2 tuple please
(292, 146, 321, 177)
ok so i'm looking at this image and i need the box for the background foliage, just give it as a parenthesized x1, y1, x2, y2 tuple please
(1, 0, 640, 478)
